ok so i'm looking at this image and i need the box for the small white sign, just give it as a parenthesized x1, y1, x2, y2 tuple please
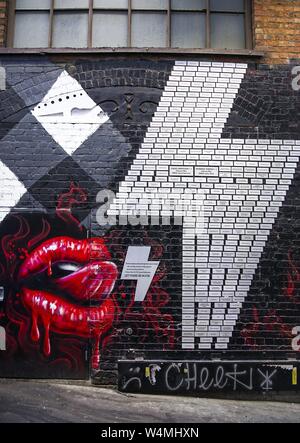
(195, 167, 219, 177)
(170, 166, 194, 176)
(121, 246, 160, 302)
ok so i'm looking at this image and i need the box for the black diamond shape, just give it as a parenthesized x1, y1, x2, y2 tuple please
(0, 81, 30, 142)
(26, 156, 103, 224)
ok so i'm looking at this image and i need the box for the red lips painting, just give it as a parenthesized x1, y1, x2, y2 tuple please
(18, 237, 118, 370)
(0, 211, 175, 379)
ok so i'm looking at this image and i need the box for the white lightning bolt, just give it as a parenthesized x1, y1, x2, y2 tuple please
(121, 246, 159, 302)
(109, 61, 300, 350)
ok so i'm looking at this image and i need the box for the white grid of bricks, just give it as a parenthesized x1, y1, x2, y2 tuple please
(109, 61, 300, 350)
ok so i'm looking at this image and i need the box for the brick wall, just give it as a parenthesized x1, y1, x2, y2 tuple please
(0, 57, 300, 394)
(0, 0, 300, 396)
(0, 0, 8, 47)
(254, 0, 300, 64)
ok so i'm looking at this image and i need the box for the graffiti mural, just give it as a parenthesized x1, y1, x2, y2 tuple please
(119, 361, 299, 394)
(0, 57, 300, 387)
(110, 61, 300, 352)
(0, 210, 177, 378)
(18, 235, 117, 370)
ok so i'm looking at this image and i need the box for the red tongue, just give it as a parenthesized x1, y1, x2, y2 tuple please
(18, 237, 112, 282)
(53, 261, 118, 303)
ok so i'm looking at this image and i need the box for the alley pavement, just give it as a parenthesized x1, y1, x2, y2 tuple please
(0, 379, 299, 423)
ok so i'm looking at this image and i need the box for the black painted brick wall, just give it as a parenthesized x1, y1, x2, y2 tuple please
(0, 57, 300, 378)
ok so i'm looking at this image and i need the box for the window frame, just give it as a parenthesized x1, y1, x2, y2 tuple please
(7, 0, 253, 51)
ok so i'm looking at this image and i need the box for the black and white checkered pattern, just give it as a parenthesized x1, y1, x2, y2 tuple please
(0, 62, 132, 225)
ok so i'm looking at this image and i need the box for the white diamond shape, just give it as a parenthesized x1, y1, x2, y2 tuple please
(31, 71, 109, 156)
(0, 159, 27, 223)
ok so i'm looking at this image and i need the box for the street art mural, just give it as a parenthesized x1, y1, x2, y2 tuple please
(119, 361, 299, 394)
(0, 57, 300, 390)
(18, 235, 117, 370)
(111, 61, 300, 352)
(0, 209, 175, 378)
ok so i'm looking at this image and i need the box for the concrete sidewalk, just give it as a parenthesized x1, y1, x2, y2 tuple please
(0, 379, 299, 423)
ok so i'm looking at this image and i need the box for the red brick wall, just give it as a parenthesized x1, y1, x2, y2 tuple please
(254, 0, 300, 64)
(0, 0, 8, 47)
